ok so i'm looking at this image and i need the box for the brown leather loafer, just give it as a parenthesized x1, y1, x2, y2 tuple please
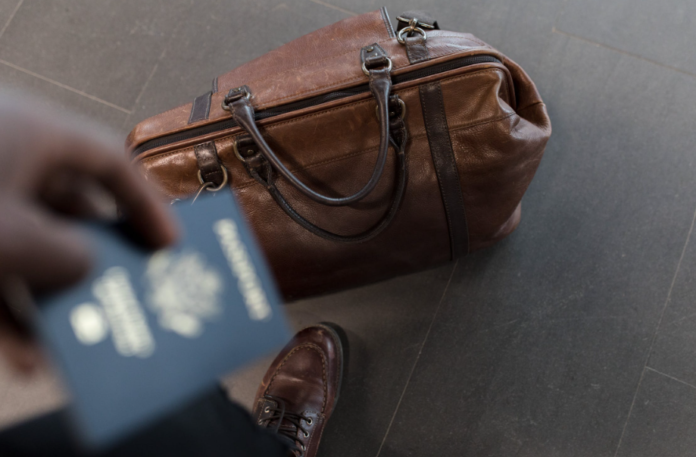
(252, 323, 345, 457)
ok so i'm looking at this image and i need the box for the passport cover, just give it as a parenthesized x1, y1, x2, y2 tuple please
(36, 191, 291, 447)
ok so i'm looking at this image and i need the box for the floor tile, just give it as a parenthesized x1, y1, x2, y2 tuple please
(0, 0, 20, 32)
(378, 30, 696, 457)
(648, 214, 696, 386)
(615, 368, 696, 457)
(1, 1, 696, 455)
(557, 0, 696, 76)
(224, 263, 455, 457)
(0, 60, 128, 133)
(124, 0, 351, 129)
(0, 0, 191, 110)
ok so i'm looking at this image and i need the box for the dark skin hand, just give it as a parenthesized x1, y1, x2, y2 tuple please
(0, 96, 178, 373)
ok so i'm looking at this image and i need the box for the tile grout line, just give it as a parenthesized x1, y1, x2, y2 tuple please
(122, 7, 191, 130)
(308, 0, 357, 16)
(552, 27, 696, 80)
(121, 52, 165, 129)
(613, 205, 696, 457)
(645, 366, 696, 391)
(0, 58, 131, 113)
(374, 261, 459, 457)
(0, 0, 24, 42)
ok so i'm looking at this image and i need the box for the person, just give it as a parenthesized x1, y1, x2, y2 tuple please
(0, 96, 343, 457)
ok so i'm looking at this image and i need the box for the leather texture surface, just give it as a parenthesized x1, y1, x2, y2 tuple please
(252, 325, 343, 457)
(127, 9, 551, 300)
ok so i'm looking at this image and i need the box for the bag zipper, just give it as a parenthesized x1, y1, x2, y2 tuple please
(132, 54, 501, 157)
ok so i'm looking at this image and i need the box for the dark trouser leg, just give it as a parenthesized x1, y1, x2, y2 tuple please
(0, 387, 288, 457)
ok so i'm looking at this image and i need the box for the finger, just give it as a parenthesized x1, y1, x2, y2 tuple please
(40, 171, 117, 220)
(0, 106, 179, 249)
(0, 200, 92, 291)
(46, 135, 179, 249)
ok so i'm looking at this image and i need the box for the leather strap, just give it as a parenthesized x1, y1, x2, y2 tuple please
(397, 11, 438, 64)
(419, 82, 469, 258)
(194, 141, 225, 186)
(404, 35, 429, 64)
(238, 113, 408, 243)
(224, 44, 395, 207)
(360, 43, 390, 71)
(188, 91, 212, 124)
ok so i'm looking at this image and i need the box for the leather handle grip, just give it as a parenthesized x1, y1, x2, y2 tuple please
(247, 124, 409, 243)
(227, 69, 394, 207)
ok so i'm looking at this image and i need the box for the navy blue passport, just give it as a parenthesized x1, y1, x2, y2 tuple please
(36, 191, 291, 448)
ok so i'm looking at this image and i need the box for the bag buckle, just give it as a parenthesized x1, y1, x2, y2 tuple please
(221, 86, 251, 111)
(362, 56, 392, 76)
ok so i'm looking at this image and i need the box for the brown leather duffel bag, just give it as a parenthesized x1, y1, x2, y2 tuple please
(127, 8, 551, 300)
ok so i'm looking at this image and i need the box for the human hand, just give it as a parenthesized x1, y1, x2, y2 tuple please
(0, 95, 178, 373)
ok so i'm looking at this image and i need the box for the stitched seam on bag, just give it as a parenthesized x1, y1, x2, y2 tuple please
(515, 101, 546, 115)
(230, 112, 515, 189)
(264, 344, 328, 414)
(140, 111, 515, 180)
(220, 35, 491, 99)
(380, 7, 395, 38)
(420, 85, 453, 246)
(435, 82, 468, 254)
(134, 39, 495, 146)
(134, 44, 498, 144)
(258, 39, 494, 107)
(142, 111, 517, 195)
(140, 107, 515, 173)
(256, 67, 502, 131)
(434, 83, 464, 254)
(231, 146, 383, 189)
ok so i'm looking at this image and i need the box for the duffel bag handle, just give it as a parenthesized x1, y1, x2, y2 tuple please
(220, 45, 410, 242)
(222, 44, 396, 207)
(239, 118, 408, 243)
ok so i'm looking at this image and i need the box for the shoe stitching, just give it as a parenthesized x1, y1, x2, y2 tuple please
(264, 343, 328, 414)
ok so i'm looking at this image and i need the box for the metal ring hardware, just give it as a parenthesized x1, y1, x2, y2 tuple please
(221, 87, 251, 111)
(397, 26, 427, 44)
(362, 57, 393, 76)
(196, 166, 228, 192)
(375, 98, 407, 120)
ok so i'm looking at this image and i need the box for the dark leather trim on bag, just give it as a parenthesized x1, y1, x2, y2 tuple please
(188, 91, 213, 124)
(404, 35, 430, 64)
(420, 81, 469, 258)
(193, 141, 226, 187)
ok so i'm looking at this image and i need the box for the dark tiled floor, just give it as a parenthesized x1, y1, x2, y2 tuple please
(1, 1, 695, 456)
